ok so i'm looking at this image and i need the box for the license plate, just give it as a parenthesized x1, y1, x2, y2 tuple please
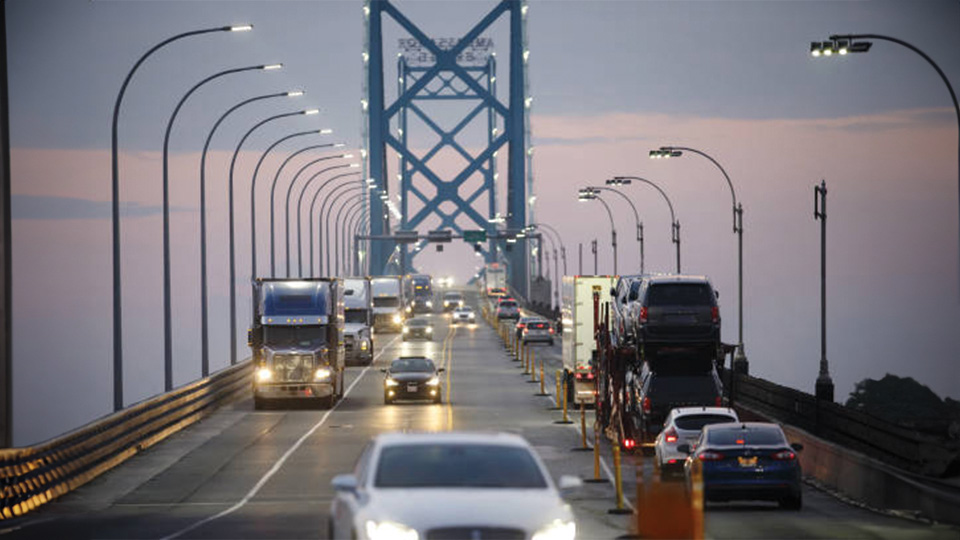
(738, 456, 758, 468)
(406, 384, 418, 392)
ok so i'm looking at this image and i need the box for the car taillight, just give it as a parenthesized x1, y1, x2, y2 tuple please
(516, 323, 525, 329)
(711, 306, 719, 323)
(623, 439, 636, 450)
(642, 396, 651, 414)
(664, 427, 678, 443)
(698, 451, 724, 461)
(639, 307, 648, 324)
(772, 450, 797, 461)
(548, 327, 554, 334)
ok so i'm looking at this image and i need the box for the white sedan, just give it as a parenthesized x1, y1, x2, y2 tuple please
(451, 306, 476, 324)
(654, 406, 739, 478)
(329, 432, 580, 540)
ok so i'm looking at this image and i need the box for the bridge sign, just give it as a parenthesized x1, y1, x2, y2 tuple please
(463, 230, 487, 243)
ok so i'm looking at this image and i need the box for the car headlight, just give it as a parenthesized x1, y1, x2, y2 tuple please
(425, 327, 433, 333)
(426, 301, 433, 308)
(256, 367, 272, 382)
(360, 340, 369, 350)
(402, 326, 409, 333)
(393, 314, 402, 324)
(406, 306, 412, 313)
(365, 520, 418, 540)
(385, 378, 399, 387)
(532, 519, 576, 540)
(314, 367, 332, 380)
(426, 376, 440, 387)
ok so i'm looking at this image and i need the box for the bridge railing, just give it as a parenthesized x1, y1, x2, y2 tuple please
(0, 360, 251, 519)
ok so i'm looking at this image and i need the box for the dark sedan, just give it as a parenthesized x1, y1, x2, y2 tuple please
(681, 422, 803, 510)
(382, 356, 444, 404)
(402, 317, 434, 341)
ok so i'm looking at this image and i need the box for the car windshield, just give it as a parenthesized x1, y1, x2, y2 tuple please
(455, 307, 473, 313)
(444, 294, 462, 300)
(407, 319, 428, 327)
(707, 426, 787, 446)
(675, 414, 737, 431)
(389, 358, 435, 372)
(647, 283, 714, 306)
(264, 326, 325, 349)
(499, 302, 517, 309)
(374, 444, 548, 489)
(344, 310, 367, 324)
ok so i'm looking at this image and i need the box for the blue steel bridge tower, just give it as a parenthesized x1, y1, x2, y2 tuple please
(363, 0, 532, 298)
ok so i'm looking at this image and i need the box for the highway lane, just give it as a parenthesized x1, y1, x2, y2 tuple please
(1, 295, 957, 539)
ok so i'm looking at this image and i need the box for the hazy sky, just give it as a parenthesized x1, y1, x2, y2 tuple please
(6, 0, 960, 445)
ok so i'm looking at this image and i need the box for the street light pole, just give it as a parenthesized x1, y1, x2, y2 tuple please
(322, 185, 362, 276)
(285, 161, 354, 276)
(269, 145, 347, 277)
(814, 33, 960, 298)
(609, 176, 682, 273)
(111, 23, 251, 410)
(579, 190, 617, 275)
(227, 108, 317, 365)
(587, 186, 643, 274)
(199, 91, 298, 377)
(296, 168, 359, 276)
(814, 180, 833, 402)
(651, 146, 747, 373)
(336, 196, 365, 276)
(161, 63, 277, 391)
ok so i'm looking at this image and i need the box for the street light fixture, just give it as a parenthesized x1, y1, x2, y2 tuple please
(320, 183, 363, 275)
(586, 185, 644, 274)
(651, 145, 747, 373)
(608, 176, 682, 273)
(294, 166, 359, 276)
(282, 154, 350, 276)
(110, 23, 252, 411)
(811, 32, 959, 298)
(577, 190, 617, 275)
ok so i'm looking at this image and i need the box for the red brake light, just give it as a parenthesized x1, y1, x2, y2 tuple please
(639, 307, 648, 324)
(516, 322, 525, 329)
(698, 451, 724, 461)
(548, 327, 554, 334)
(711, 306, 719, 323)
(772, 450, 797, 461)
(623, 439, 636, 450)
(664, 427, 678, 443)
(736, 439, 745, 445)
(642, 396, 651, 414)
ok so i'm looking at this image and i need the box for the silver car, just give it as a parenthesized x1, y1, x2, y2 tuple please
(329, 432, 580, 540)
(654, 406, 739, 478)
(451, 306, 476, 324)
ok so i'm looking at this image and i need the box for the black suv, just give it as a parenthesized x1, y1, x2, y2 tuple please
(634, 365, 724, 445)
(632, 275, 720, 362)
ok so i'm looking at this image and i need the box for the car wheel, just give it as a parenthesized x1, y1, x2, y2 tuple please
(780, 491, 802, 510)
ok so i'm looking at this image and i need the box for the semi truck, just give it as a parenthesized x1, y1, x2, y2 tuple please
(561, 275, 617, 405)
(484, 262, 507, 298)
(248, 278, 345, 409)
(343, 277, 373, 365)
(403, 274, 434, 314)
(371, 276, 404, 333)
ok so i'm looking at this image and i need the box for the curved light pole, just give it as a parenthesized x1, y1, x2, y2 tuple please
(609, 176, 682, 273)
(651, 145, 746, 372)
(269, 145, 348, 277)
(529, 223, 564, 309)
(295, 167, 359, 276)
(160, 63, 280, 391)
(812, 34, 960, 297)
(111, 23, 252, 410)
(249, 128, 331, 285)
(355, 216, 371, 276)
(286, 161, 355, 276)
(199, 90, 301, 377)
(227, 108, 318, 365)
(578, 189, 617, 275)
(585, 186, 644, 274)
(344, 204, 365, 276)
(336, 196, 366, 276)
(321, 184, 363, 276)
(535, 227, 559, 308)
(531, 222, 567, 274)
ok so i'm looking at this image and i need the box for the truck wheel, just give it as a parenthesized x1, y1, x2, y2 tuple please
(384, 393, 393, 405)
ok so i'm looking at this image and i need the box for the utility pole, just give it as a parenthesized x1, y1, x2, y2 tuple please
(591, 239, 598, 274)
(578, 243, 582, 275)
(0, 1, 12, 447)
(814, 180, 833, 402)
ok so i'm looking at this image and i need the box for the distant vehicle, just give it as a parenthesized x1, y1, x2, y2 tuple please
(495, 299, 520, 320)
(484, 262, 507, 297)
(442, 291, 465, 312)
(404, 274, 434, 314)
(451, 306, 476, 324)
(329, 432, 580, 540)
(681, 422, 803, 510)
(636, 366, 724, 444)
(248, 278, 344, 409)
(654, 406, 739, 478)
(371, 276, 404, 333)
(514, 315, 545, 340)
(610, 274, 645, 347)
(522, 319, 554, 346)
(342, 277, 373, 366)
(402, 317, 433, 341)
(562, 275, 617, 405)
(632, 275, 721, 365)
(437, 276, 455, 288)
(381, 356, 444, 404)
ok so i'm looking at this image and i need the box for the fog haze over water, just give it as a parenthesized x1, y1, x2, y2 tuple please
(6, 0, 960, 444)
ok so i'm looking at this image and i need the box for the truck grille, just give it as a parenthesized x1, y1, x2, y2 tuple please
(272, 354, 313, 382)
(425, 528, 524, 540)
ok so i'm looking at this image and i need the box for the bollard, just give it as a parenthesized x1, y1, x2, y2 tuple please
(551, 370, 563, 410)
(523, 345, 532, 375)
(554, 377, 573, 424)
(585, 424, 607, 483)
(691, 457, 704, 539)
(608, 442, 632, 515)
(571, 402, 591, 452)
(539, 354, 546, 395)
(528, 349, 538, 383)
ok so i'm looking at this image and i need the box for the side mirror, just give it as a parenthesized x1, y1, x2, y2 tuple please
(715, 290, 720, 298)
(677, 444, 691, 455)
(437, 367, 446, 373)
(331, 474, 358, 493)
(791, 442, 804, 453)
(557, 475, 582, 493)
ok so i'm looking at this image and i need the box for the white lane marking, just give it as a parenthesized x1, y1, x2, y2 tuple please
(160, 336, 399, 540)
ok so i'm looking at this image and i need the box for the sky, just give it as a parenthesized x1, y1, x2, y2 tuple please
(5, 0, 960, 445)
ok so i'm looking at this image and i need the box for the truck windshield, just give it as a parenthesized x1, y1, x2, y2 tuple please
(373, 297, 399, 308)
(345, 309, 368, 324)
(264, 326, 325, 349)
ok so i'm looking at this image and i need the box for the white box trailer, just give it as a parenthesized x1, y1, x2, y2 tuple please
(561, 275, 617, 405)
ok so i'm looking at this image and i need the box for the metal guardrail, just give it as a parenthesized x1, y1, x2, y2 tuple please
(724, 369, 959, 477)
(0, 360, 251, 519)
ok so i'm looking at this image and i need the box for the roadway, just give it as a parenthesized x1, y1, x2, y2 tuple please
(1, 291, 956, 539)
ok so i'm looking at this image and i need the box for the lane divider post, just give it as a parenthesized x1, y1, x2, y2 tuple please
(585, 421, 608, 483)
(554, 378, 573, 424)
(608, 441, 632, 515)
